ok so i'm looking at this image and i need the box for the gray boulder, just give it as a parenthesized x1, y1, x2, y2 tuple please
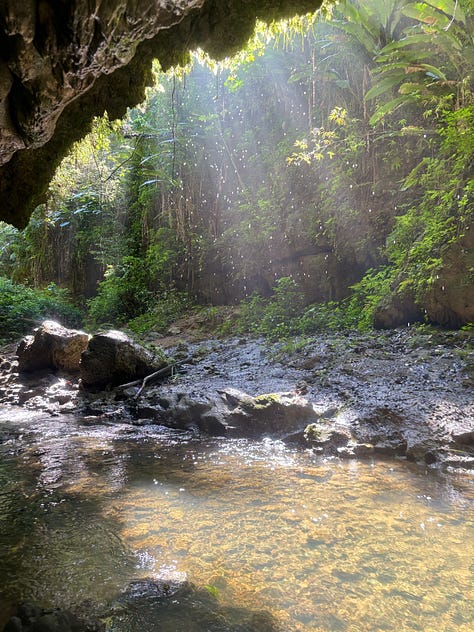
(80, 330, 164, 388)
(141, 387, 318, 437)
(304, 423, 352, 454)
(221, 388, 318, 437)
(17, 321, 89, 373)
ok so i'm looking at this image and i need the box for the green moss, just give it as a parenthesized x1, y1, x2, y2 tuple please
(252, 393, 281, 409)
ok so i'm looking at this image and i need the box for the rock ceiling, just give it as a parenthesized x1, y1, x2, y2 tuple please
(0, 0, 323, 227)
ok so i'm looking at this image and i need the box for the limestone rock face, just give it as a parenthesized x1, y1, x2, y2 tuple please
(0, 0, 323, 227)
(80, 330, 164, 387)
(423, 229, 474, 327)
(16, 320, 90, 372)
(374, 229, 474, 328)
(373, 289, 425, 329)
(0, 1, 204, 166)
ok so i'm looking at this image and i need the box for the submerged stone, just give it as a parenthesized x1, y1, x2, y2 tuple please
(2, 601, 104, 632)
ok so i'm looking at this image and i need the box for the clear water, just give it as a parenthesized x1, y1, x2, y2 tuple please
(0, 412, 473, 631)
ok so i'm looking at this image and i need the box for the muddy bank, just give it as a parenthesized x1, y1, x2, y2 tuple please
(0, 328, 473, 472)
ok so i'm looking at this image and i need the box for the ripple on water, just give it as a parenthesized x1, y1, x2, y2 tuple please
(0, 421, 473, 631)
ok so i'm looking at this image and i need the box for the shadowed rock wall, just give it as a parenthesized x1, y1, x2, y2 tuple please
(0, 0, 323, 227)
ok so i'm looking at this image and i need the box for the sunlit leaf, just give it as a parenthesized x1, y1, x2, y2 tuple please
(370, 95, 416, 125)
(365, 74, 406, 100)
(402, 3, 450, 27)
(419, 63, 447, 80)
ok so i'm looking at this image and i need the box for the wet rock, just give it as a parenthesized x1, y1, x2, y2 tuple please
(142, 392, 216, 430)
(17, 321, 90, 373)
(136, 405, 163, 421)
(405, 439, 440, 464)
(444, 453, 474, 470)
(451, 429, 474, 446)
(17, 387, 45, 405)
(218, 388, 317, 437)
(343, 443, 375, 458)
(3, 617, 22, 632)
(80, 331, 165, 388)
(304, 423, 352, 455)
(197, 410, 229, 436)
(110, 576, 280, 632)
(119, 575, 189, 603)
(174, 394, 215, 428)
(141, 387, 318, 438)
(352, 408, 408, 457)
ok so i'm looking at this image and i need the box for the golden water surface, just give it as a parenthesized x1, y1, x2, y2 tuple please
(0, 421, 473, 631)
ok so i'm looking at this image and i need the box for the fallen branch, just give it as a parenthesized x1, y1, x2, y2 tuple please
(116, 358, 187, 398)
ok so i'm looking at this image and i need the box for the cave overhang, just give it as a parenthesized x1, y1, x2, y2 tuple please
(0, 0, 324, 228)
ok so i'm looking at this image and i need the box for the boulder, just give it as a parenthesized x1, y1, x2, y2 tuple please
(17, 321, 90, 373)
(140, 387, 318, 437)
(210, 388, 317, 437)
(452, 429, 474, 446)
(374, 289, 424, 329)
(80, 330, 164, 388)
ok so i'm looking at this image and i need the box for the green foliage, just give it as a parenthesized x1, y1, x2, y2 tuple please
(366, 0, 474, 124)
(236, 277, 306, 339)
(234, 269, 403, 337)
(298, 301, 357, 332)
(126, 291, 193, 335)
(384, 106, 473, 303)
(293, 270, 393, 334)
(0, 222, 19, 276)
(0, 277, 83, 342)
(345, 267, 397, 329)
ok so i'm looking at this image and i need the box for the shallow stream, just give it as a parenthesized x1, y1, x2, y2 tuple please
(0, 410, 473, 631)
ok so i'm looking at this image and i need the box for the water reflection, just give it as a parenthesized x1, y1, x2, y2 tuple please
(0, 412, 473, 631)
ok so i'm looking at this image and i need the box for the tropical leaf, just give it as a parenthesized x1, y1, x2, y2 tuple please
(402, 3, 451, 27)
(397, 81, 424, 94)
(369, 95, 416, 124)
(331, 21, 377, 54)
(365, 74, 406, 99)
(418, 63, 447, 80)
(424, 0, 466, 23)
(376, 33, 434, 55)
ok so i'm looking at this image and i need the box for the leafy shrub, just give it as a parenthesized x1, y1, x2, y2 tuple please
(235, 273, 391, 338)
(126, 290, 193, 334)
(298, 301, 355, 333)
(0, 277, 83, 342)
(344, 266, 397, 330)
(237, 291, 268, 335)
(87, 258, 155, 325)
(236, 277, 306, 339)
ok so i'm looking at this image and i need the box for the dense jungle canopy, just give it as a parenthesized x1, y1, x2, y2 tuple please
(0, 0, 473, 341)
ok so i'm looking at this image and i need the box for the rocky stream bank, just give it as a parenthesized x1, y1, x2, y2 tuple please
(1, 322, 473, 473)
